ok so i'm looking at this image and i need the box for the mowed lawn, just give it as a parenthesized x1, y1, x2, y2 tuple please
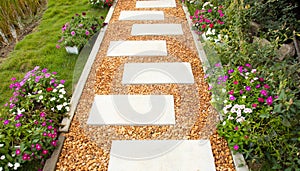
(0, 0, 108, 106)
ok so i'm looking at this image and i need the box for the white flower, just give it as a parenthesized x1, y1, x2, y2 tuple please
(0, 166, 2, 171)
(59, 88, 66, 95)
(14, 163, 20, 168)
(27, 93, 32, 97)
(50, 97, 56, 101)
(242, 96, 246, 99)
(11, 153, 15, 157)
(38, 90, 42, 94)
(57, 84, 64, 88)
(53, 89, 58, 93)
(222, 88, 226, 93)
(59, 94, 64, 98)
(1, 155, 5, 160)
(51, 107, 55, 111)
(245, 76, 248, 79)
(222, 121, 226, 126)
(244, 108, 253, 113)
(57, 105, 63, 110)
(223, 100, 228, 103)
(223, 108, 228, 114)
(253, 77, 258, 80)
(228, 116, 234, 120)
(65, 106, 70, 112)
(236, 116, 245, 123)
(245, 72, 249, 76)
(39, 95, 43, 100)
(0, 144, 4, 147)
(251, 69, 257, 73)
(8, 162, 13, 167)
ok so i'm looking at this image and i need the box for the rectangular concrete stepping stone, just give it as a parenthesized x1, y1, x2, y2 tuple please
(122, 62, 194, 84)
(131, 24, 183, 35)
(119, 11, 164, 20)
(87, 95, 175, 125)
(108, 140, 216, 171)
(107, 40, 167, 56)
(136, 0, 176, 8)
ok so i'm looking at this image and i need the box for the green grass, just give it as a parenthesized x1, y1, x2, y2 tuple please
(0, 0, 109, 106)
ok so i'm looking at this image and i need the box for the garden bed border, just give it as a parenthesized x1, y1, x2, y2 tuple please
(181, 3, 249, 171)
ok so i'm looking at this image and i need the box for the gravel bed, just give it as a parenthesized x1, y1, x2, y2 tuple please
(56, 0, 235, 170)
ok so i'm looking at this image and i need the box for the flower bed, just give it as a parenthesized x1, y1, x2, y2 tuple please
(0, 66, 70, 170)
(184, 0, 300, 170)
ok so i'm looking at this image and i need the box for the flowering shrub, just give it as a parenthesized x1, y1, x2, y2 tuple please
(0, 66, 70, 170)
(89, 0, 113, 8)
(56, 12, 106, 50)
(190, 2, 225, 40)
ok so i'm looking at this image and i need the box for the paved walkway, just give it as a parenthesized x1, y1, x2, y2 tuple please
(56, 0, 235, 170)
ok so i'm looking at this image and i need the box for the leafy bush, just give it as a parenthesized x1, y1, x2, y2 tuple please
(0, 66, 70, 170)
(57, 12, 106, 49)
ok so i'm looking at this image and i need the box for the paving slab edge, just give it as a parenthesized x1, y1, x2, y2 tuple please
(59, 0, 118, 132)
(181, 3, 249, 171)
(42, 2, 118, 171)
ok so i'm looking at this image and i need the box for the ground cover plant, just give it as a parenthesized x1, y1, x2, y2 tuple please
(184, 0, 300, 170)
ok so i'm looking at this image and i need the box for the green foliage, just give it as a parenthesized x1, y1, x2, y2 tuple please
(89, 0, 113, 8)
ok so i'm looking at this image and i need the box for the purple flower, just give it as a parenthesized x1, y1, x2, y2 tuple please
(266, 96, 273, 105)
(245, 86, 251, 91)
(228, 69, 234, 74)
(233, 145, 239, 150)
(42, 122, 46, 127)
(256, 84, 261, 89)
(43, 132, 47, 136)
(3, 120, 9, 125)
(11, 77, 16, 81)
(245, 63, 251, 68)
(40, 112, 46, 118)
(215, 63, 221, 67)
(234, 126, 239, 131)
(264, 84, 270, 89)
(15, 123, 21, 127)
(71, 31, 75, 36)
(45, 73, 51, 78)
(240, 90, 243, 94)
(47, 125, 53, 130)
(60, 80, 65, 84)
(238, 66, 243, 73)
(229, 95, 236, 101)
(9, 103, 15, 109)
(260, 89, 268, 96)
(50, 79, 55, 84)
(41, 68, 47, 73)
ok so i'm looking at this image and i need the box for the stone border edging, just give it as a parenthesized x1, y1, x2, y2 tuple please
(181, 3, 249, 171)
(43, 134, 65, 171)
(59, 0, 118, 132)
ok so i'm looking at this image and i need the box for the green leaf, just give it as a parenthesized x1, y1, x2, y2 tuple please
(281, 117, 291, 127)
(260, 113, 270, 118)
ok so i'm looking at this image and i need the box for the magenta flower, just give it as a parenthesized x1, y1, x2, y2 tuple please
(85, 30, 90, 36)
(266, 96, 273, 105)
(43, 132, 47, 136)
(256, 84, 261, 89)
(42, 150, 48, 155)
(60, 80, 65, 84)
(51, 140, 58, 146)
(207, 9, 212, 13)
(245, 86, 251, 91)
(260, 89, 268, 96)
(264, 84, 270, 89)
(228, 90, 234, 95)
(258, 97, 264, 103)
(259, 78, 264, 82)
(229, 95, 236, 101)
(233, 80, 238, 85)
(240, 90, 243, 94)
(11, 77, 16, 81)
(34, 120, 39, 124)
(45, 73, 51, 78)
(252, 104, 257, 108)
(234, 126, 239, 131)
(228, 69, 234, 74)
(48, 133, 52, 137)
(41, 68, 47, 73)
(3, 120, 9, 125)
(233, 145, 239, 150)
(47, 125, 53, 130)
(42, 122, 46, 127)
(71, 31, 75, 36)
(238, 66, 243, 73)
(36, 144, 42, 151)
(245, 63, 251, 68)
(15, 123, 21, 127)
(40, 112, 46, 118)
(52, 71, 57, 75)
(16, 149, 21, 155)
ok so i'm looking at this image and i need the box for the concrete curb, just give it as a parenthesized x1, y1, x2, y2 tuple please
(181, 3, 249, 171)
(59, 0, 118, 132)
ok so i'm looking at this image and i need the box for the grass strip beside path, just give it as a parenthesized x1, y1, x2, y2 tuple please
(0, 0, 108, 106)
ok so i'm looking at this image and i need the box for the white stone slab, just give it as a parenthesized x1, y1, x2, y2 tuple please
(87, 95, 175, 125)
(119, 11, 164, 20)
(108, 140, 216, 171)
(107, 40, 167, 57)
(131, 24, 183, 35)
(136, 0, 176, 8)
(122, 62, 194, 84)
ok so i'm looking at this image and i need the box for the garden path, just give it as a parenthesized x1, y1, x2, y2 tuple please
(55, 0, 235, 170)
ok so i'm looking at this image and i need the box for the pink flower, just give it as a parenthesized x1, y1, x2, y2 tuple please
(11, 77, 16, 81)
(258, 97, 264, 103)
(36, 144, 42, 151)
(245, 86, 251, 91)
(207, 9, 212, 13)
(85, 30, 90, 36)
(228, 90, 234, 95)
(3, 120, 9, 125)
(60, 80, 65, 84)
(233, 80, 238, 85)
(71, 31, 75, 36)
(264, 84, 270, 89)
(51, 140, 58, 146)
(256, 84, 261, 88)
(42, 150, 48, 155)
(56, 44, 60, 49)
(47, 125, 53, 130)
(16, 149, 21, 155)
(40, 112, 46, 118)
(42, 132, 47, 136)
(252, 104, 257, 108)
(245, 63, 251, 68)
(259, 78, 264, 82)
(266, 96, 273, 105)
(15, 123, 21, 127)
(229, 95, 236, 101)
(234, 126, 239, 131)
(240, 90, 243, 94)
(201, 24, 207, 29)
(233, 145, 239, 150)
(260, 89, 268, 96)
(209, 23, 214, 28)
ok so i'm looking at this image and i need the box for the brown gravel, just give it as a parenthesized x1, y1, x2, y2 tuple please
(56, 0, 235, 170)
